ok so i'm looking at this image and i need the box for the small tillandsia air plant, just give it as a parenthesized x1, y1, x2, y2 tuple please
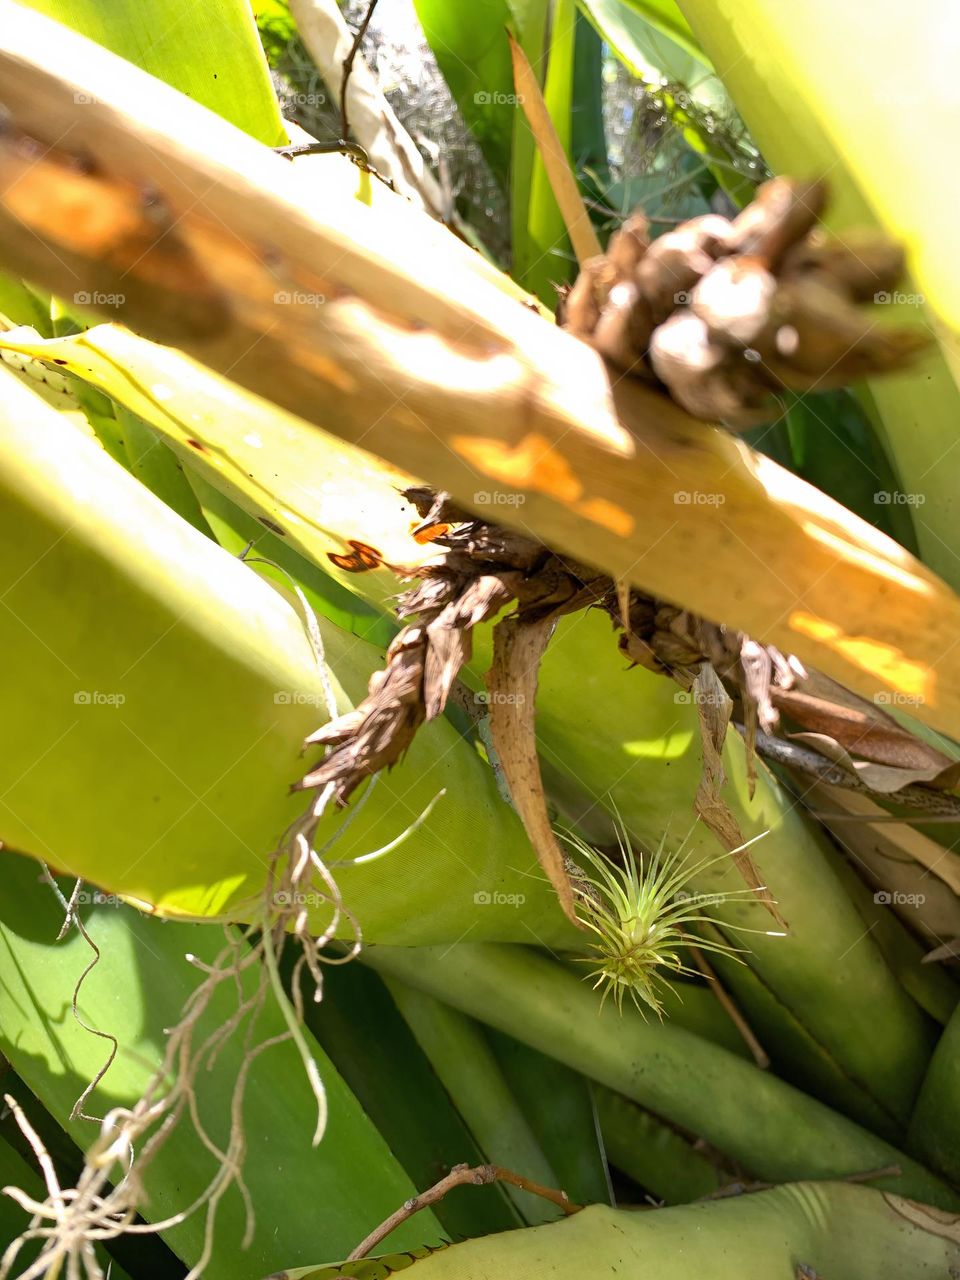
(561, 819, 778, 1019)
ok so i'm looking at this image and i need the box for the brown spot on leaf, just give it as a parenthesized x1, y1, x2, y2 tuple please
(327, 540, 384, 573)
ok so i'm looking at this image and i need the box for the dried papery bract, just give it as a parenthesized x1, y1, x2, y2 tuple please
(563, 823, 781, 1018)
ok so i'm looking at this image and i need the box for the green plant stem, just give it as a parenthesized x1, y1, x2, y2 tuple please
(362, 942, 956, 1207)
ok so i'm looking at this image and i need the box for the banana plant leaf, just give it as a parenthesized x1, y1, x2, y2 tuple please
(411, 0, 515, 186)
(11, 305, 932, 1118)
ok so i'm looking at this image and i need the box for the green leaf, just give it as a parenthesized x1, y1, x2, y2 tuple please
(0, 324, 439, 611)
(523, 610, 939, 1126)
(522, 0, 578, 304)
(0, 365, 572, 947)
(18, 0, 285, 143)
(363, 942, 955, 1206)
(909, 998, 960, 1186)
(286, 1185, 960, 1279)
(614, 0, 701, 59)
(594, 1087, 730, 1202)
(192, 472, 399, 651)
(385, 980, 561, 1226)
(485, 1030, 613, 1207)
(303, 962, 520, 1241)
(675, 0, 960, 587)
(116, 405, 216, 536)
(412, 0, 515, 186)
(0, 856, 443, 1274)
(744, 389, 920, 556)
(570, 10, 608, 183)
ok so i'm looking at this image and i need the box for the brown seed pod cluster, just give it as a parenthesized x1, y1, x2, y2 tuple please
(562, 178, 928, 429)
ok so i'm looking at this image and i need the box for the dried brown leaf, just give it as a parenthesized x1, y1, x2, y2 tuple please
(692, 666, 786, 928)
(486, 615, 584, 929)
(507, 32, 602, 269)
(801, 780, 960, 942)
(789, 731, 960, 794)
(922, 938, 960, 965)
(773, 671, 956, 776)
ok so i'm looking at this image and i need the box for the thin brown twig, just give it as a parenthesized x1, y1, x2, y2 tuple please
(688, 944, 770, 1070)
(346, 1163, 581, 1262)
(339, 0, 379, 144)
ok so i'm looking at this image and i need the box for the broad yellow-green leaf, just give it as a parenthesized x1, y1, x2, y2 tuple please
(675, 0, 960, 586)
(412, 0, 515, 185)
(7, 314, 933, 1117)
(0, 324, 436, 608)
(0, 364, 572, 946)
(18, 0, 285, 144)
(614, 0, 701, 59)
(522, 0, 578, 303)
(525, 610, 939, 1126)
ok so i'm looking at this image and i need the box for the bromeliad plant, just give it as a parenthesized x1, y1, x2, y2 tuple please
(563, 823, 774, 1018)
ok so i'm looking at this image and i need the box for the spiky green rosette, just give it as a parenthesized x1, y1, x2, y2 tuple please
(563, 825, 771, 1018)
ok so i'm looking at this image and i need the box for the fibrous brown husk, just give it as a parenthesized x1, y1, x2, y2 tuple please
(298, 490, 799, 818)
(562, 177, 929, 429)
(299, 490, 960, 918)
(299, 489, 608, 805)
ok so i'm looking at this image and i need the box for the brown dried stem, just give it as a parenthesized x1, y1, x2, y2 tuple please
(345, 1163, 580, 1263)
(339, 0, 379, 145)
